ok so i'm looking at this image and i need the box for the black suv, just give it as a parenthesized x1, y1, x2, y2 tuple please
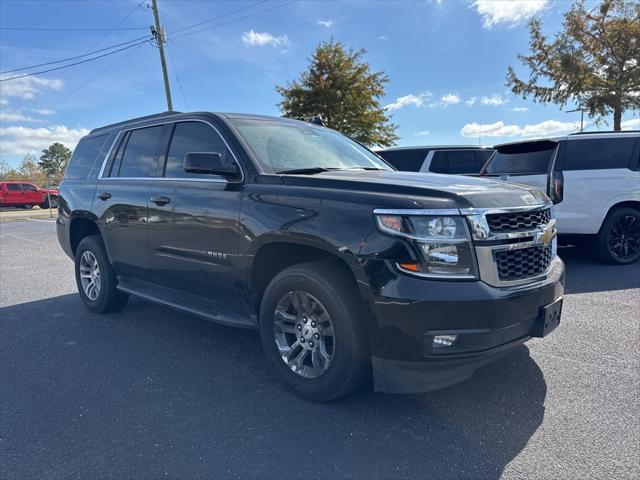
(57, 112, 564, 401)
(377, 145, 495, 175)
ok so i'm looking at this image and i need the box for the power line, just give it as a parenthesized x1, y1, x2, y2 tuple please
(0, 35, 151, 75)
(44, 43, 148, 110)
(171, 0, 299, 40)
(169, 0, 264, 35)
(0, 39, 151, 82)
(0, 26, 148, 31)
(166, 42, 189, 110)
(84, 1, 148, 53)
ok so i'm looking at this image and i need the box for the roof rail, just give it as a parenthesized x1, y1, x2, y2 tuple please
(89, 111, 183, 134)
(569, 130, 639, 135)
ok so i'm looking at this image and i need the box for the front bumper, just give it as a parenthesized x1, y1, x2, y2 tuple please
(368, 256, 565, 393)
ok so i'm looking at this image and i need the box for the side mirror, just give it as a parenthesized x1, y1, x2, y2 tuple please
(183, 152, 239, 178)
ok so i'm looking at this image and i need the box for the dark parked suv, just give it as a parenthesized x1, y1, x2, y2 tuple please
(377, 145, 495, 175)
(57, 111, 565, 401)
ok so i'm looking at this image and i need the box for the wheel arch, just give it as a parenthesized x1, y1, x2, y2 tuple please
(600, 200, 640, 232)
(69, 213, 102, 255)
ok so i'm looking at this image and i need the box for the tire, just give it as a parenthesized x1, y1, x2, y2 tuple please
(259, 261, 369, 401)
(40, 196, 58, 209)
(74, 235, 129, 313)
(593, 207, 640, 264)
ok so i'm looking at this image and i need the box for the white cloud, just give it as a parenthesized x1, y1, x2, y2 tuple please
(512, 106, 530, 112)
(436, 93, 461, 107)
(242, 30, 290, 47)
(0, 75, 64, 101)
(621, 118, 640, 130)
(465, 97, 477, 106)
(472, 0, 548, 28)
(415, 130, 431, 136)
(317, 19, 334, 27)
(0, 98, 8, 106)
(520, 120, 578, 137)
(480, 94, 508, 106)
(0, 125, 89, 155)
(378, 35, 388, 41)
(0, 111, 42, 123)
(30, 108, 56, 116)
(461, 119, 578, 138)
(385, 92, 432, 111)
(461, 121, 521, 138)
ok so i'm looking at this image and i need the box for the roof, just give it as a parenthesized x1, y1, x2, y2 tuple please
(377, 145, 493, 152)
(494, 130, 640, 148)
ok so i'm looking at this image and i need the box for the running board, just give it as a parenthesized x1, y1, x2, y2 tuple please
(116, 277, 255, 329)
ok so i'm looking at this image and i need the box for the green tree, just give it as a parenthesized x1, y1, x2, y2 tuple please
(507, 0, 640, 131)
(276, 40, 398, 147)
(39, 142, 71, 181)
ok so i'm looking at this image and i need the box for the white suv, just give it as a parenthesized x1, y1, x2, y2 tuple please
(480, 132, 640, 264)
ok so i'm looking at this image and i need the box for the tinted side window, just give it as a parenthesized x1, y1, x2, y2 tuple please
(21, 184, 37, 191)
(475, 150, 495, 169)
(65, 134, 108, 180)
(564, 137, 637, 170)
(163, 122, 231, 178)
(446, 151, 480, 175)
(7, 184, 21, 191)
(377, 149, 428, 172)
(429, 152, 449, 173)
(117, 126, 163, 178)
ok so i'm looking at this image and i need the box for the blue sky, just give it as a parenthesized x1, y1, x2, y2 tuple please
(1, 0, 638, 166)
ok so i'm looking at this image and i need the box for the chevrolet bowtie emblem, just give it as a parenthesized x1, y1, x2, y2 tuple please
(534, 226, 555, 245)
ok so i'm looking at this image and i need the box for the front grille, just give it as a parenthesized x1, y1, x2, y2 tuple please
(495, 245, 552, 281)
(486, 208, 551, 233)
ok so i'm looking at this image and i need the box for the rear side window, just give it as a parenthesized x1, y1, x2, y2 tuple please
(564, 137, 637, 170)
(163, 121, 231, 178)
(430, 150, 481, 175)
(377, 149, 428, 172)
(115, 126, 163, 178)
(64, 134, 108, 180)
(484, 141, 557, 175)
(7, 184, 21, 191)
(21, 184, 37, 191)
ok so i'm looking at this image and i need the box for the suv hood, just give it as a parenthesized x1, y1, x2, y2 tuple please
(280, 170, 549, 210)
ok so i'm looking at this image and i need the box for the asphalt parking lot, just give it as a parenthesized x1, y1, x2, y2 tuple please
(1, 219, 638, 479)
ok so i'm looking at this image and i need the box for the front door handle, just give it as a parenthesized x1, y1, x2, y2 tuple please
(150, 196, 171, 206)
(96, 192, 111, 201)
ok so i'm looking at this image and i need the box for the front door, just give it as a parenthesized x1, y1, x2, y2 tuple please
(147, 120, 244, 310)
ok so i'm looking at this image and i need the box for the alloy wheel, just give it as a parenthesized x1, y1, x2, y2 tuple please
(273, 291, 335, 378)
(79, 251, 101, 301)
(608, 214, 640, 261)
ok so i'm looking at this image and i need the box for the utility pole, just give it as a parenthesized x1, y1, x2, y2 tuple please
(567, 108, 585, 132)
(150, 0, 173, 111)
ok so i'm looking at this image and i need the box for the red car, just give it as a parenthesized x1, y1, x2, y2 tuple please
(0, 181, 59, 209)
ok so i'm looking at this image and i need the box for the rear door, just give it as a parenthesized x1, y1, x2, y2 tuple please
(94, 124, 165, 279)
(481, 140, 558, 193)
(20, 183, 42, 204)
(556, 135, 639, 234)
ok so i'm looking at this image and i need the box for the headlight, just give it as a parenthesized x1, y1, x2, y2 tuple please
(375, 212, 477, 279)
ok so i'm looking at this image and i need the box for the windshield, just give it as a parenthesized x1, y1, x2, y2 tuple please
(483, 141, 557, 175)
(230, 118, 393, 174)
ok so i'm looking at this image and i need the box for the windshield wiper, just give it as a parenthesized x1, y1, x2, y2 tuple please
(277, 167, 340, 175)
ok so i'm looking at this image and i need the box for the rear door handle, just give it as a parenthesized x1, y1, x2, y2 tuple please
(96, 192, 111, 200)
(150, 196, 171, 206)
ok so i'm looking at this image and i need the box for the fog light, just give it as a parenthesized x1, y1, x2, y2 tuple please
(433, 335, 458, 347)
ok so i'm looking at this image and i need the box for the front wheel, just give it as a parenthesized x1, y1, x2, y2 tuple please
(259, 262, 369, 401)
(75, 235, 129, 313)
(593, 207, 640, 264)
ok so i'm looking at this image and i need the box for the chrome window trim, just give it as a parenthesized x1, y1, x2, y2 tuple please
(96, 118, 245, 183)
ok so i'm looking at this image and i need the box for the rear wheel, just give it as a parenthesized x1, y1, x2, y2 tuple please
(593, 207, 640, 264)
(75, 235, 129, 313)
(259, 262, 369, 401)
(40, 196, 57, 209)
